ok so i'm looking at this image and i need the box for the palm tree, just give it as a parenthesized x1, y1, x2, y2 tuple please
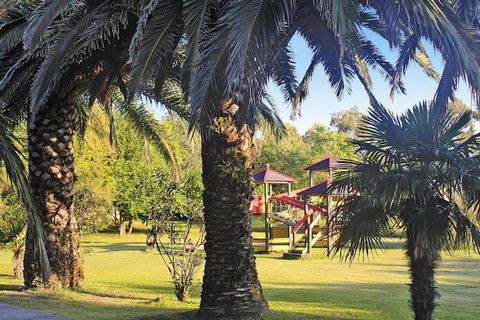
(0, 114, 50, 283)
(330, 101, 480, 320)
(177, 2, 480, 318)
(0, 2, 186, 288)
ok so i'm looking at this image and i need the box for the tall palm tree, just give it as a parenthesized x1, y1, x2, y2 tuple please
(177, 2, 480, 318)
(0, 2, 185, 288)
(330, 101, 480, 320)
(0, 114, 50, 282)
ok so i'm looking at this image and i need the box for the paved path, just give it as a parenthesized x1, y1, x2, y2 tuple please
(0, 303, 64, 320)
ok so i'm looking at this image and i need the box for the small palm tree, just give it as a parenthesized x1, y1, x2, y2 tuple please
(330, 101, 480, 320)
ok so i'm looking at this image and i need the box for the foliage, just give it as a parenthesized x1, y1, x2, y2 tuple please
(330, 106, 364, 136)
(74, 185, 112, 235)
(303, 124, 356, 162)
(111, 123, 150, 232)
(256, 124, 311, 185)
(111, 115, 203, 233)
(331, 101, 480, 318)
(256, 122, 356, 186)
(0, 184, 26, 278)
(146, 167, 205, 302)
(150, 217, 205, 302)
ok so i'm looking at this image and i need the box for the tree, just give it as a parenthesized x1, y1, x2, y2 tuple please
(146, 166, 205, 302)
(111, 121, 150, 235)
(330, 106, 364, 136)
(0, 114, 50, 282)
(0, 2, 186, 287)
(331, 101, 480, 320)
(303, 124, 356, 161)
(256, 124, 311, 185)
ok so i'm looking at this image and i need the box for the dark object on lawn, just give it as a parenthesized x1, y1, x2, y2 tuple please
(146, 231, 154, 249)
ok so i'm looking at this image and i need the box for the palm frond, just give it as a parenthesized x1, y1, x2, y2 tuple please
(128, 0, 182, 99)
(114, 98, 179, 179)
(182, 0, 210, 99)
(23, 0, 76, 51)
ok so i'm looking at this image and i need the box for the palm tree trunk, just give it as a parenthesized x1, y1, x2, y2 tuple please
(406, 241, 440, 320)
(197, 99, 268, 319)
(23, 93, 84, 288)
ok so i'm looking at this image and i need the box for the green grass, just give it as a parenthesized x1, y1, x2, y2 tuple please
(0, 218, 479, 319)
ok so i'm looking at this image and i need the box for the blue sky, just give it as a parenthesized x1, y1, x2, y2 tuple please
(268, 33, 475, 134)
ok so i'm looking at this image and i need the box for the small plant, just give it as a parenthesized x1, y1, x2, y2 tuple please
(150, 217, 205, 302)
(0, 185, 27, 278)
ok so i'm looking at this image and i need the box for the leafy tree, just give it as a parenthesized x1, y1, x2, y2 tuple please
(303, 124, 356, 161)
(330, 106, 364, 136)
(257, 124, 311, 185)
(111, 118, 152, 235)
(331, 101, 480, 320)
(74, 186, 112, 235)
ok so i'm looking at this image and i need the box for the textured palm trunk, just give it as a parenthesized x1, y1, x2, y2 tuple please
(406, 239, 440, 320)
(23, 94, 84, 288)
(197, 99, 268, 319)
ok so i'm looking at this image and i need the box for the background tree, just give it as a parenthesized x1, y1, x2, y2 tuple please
(256, 124, 311, 185)
(331, 101, 480, 320)
(330, 106, 364, 136)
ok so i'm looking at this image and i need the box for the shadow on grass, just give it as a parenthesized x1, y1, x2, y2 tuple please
(0, 283, 23, 291)
(0, 279, 479, 320)
(85, 241, 146, 252)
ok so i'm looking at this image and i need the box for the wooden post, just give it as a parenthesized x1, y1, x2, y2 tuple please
(303, 196, 312, 254)
(309, 170, 314, 187)
(287, 182, 292, 195)
(288, 225, 293, 251)
(326, 195, 331, 256)
(327, 167, 333, 256)
(264, 182, 269, 252)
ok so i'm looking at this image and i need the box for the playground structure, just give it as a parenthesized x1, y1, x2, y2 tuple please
(251, 157, 344, 258)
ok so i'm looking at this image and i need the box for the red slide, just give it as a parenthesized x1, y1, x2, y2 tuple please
(271, 195, 325, 216)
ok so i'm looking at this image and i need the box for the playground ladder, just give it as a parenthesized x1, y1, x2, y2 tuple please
(269, 194, 328, 257)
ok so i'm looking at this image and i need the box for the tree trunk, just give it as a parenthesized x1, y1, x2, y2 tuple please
(406, 237, 440, 320)
(197, 99, 268, 319)
(12, 245, 24, 279)
(119, 217, 126, 236)
(23, 94, 84, 288)
(127, 218, 134, 235)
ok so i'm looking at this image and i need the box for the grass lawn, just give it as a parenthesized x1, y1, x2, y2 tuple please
(0, 217, 479, 320)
